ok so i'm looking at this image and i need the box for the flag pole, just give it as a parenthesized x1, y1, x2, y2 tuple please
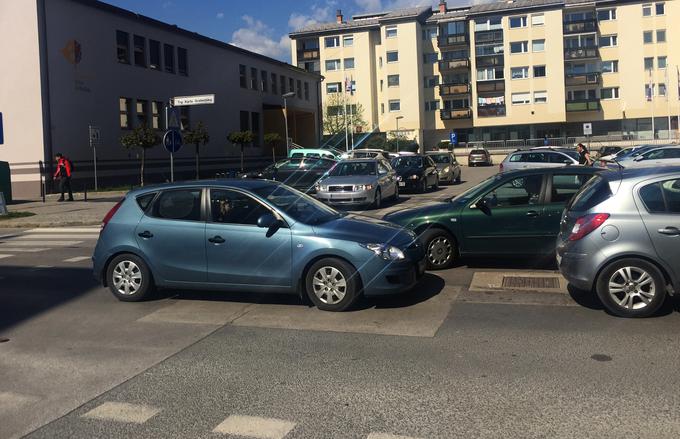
(343, 76, 348, 151)
(349, 77, 355, 150)
(649, 69, 655, 141)
(666, 67, 671, 140)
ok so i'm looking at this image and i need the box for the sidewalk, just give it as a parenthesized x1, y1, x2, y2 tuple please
(3, 191, 126, 228)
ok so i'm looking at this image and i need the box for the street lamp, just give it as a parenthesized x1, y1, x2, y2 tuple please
(395, 116, 404, 153)
(282, 92, 296, 157)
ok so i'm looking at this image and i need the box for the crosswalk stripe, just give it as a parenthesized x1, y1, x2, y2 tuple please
(367, 434, 424, 439)
(27, 227, 100, 233)
(0, 248, 48, 253)
(5, 234, 100, 240)
(82, 402, 161, 424)
(63, 256, 91, 263)
(0, 254, 13, 259)
(0, 241, 83, 247)
(213, 415, 296, 438)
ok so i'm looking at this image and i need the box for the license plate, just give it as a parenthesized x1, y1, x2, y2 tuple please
(399, 182, 406, 187)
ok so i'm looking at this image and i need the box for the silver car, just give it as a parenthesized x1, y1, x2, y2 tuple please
(426, 151, 462, 184)
(557, 166, 680, 317)
(315, 158, 398, 209)
(500, 148, 580, 173)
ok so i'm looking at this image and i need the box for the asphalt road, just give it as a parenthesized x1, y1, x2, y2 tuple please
(3, 165, 680, 439)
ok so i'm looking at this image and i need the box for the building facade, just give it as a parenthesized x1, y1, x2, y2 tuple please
(1, 0, 322, 198)
(290, 0, 680, 148)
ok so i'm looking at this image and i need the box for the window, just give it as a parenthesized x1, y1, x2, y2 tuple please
(446, 21, 466, 35)
(657, 30, 666, 43)
(656, 2, 665, 15)
(643, 3, 653, 16)
(136, 193, 157, 211)
(381, 103, 385, 114)
(389, 100, 400, 112)
(280, 75, 286, 93)
(510, 41, 528, 54)
(119, 97, 131, 129)
(658, 83, 667, 96)
(387, 74, 399, 87)
(116, 30, 129, 64)
(135, 99, 148, 127)
(271, 73, 277, 94)
(386, 51, 399, 63)
(385, 25, 397, 38)
(210, 189, 272, 225)
(511, 66, 529, 80)
(643, 31, 654, 44)
(601, 87, 620, 99)
(644, 57, 654, 70)
(425, 101, 440, 111)
(133, 35, 145, 67)
(550, 174, 592, 203)
(297, 80, 302, 98)
(290, 78, 295, 96)
(422, 27, 438, 40)
(534, 91, 547, 103)
(325, 59, 340, 71)
(476, 67, 504, 81)
(640, 179, 680, 213)
(423, 53, 438, 64)
(249, 67, 257, 90)
(152, 190, 202, 222)
(152, 101, 164, 130)
(658, 56, 667, 69)
(601, 60, 619, 73)
(163, 44, 174, 73)
(424, 76, 439, 88)
(179, 107, 190, 131)
(482, 175, 544, 207)
(532, 39, 545, 52)
(343, 35, 354, 46)
(304, 82, 309, 100)
(533, 65, 546, 77)
(251, 112, 260, 145)
(531, 14, 544, 26)
(325, 36, 340, 48)
(567, 89, 597, 100)
(511, 92, 531, 105)
(509, 16, 527, 28)
(599, 35, 618, 47)
(645, 83, 655, 98)
(344, 57, 355, 69)
(240, 110, 249, 131)
(178, 47, 188, 75)
(474, 16, 502, 31)
(380, 79, 384, 91)
(261, 70, 267, 92)
(379, 57, 383, 68)
(597, 9, 616, 20)
(149, 40, 160, 70)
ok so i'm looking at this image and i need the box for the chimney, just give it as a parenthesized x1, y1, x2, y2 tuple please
(336, 9, 343, 23)
(438, 0, 447, 13)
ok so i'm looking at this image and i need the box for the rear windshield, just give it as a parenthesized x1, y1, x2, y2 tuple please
(471, 149, 486, 154)
(568, 176, 612, 211)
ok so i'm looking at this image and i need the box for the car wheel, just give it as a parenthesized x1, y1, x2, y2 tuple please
(420, 179, 427, 193)
(421, 228, 457, 270)
(455, 171, 462, 184)
(596, 258, 666, 318)
(433, 176, 439, 190)
(373, 188, 382, 209)
(391, 184, 399, 201)
(106, 253, 153, 302)
(305, 258, 360, 311)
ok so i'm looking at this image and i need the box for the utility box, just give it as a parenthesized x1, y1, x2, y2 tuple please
(0, 161, 12, 203)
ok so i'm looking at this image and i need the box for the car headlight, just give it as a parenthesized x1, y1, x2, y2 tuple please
(442, 166, 450, 173)
(397, 176, 403, 182)
(354, 184, 373, 191)
(316, 184, 327, 191)
(360, 243, 405, 261)
(408, 174, 420, 180)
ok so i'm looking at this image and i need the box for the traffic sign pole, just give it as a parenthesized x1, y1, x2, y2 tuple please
(166, 103, 173, 182)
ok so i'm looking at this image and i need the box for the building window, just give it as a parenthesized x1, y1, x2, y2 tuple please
(304, 82, 309, 100)
(344, 57, 355, 69)
(379, 57, 383, 68)
(239, 65, 247, 88)
(325, 36, 340, 48)
(509, 16, 527, 28)
(532, 39, 545, 52)
(261, 70, 268, 92)
(656, 2, 665, 15)
(163, 44, 174, 73)
(659, 83, 667, 96)
(119, 97, 131, 129)
(422, 27, 438, 40)
(381, 103, 385, 114)
(289, 78, 295, 96)
(424, 76, 439, 88)
(387, 74, 400, 87)
(250, 67, 258, 90)
(658, 56, 667, 69)
(446, 21, 466, 35)
(386, 51, 399, 63)
(251, 112, 260, 146)
(474, 16, 502, 31)
(271, 73, 277, 94)
(643, 31, 654, 44)
(511, 92, 531, 105)
(601, 87, 620, 99)
(180, 107, 190, 131)
(177, 47, 188, 75)
(656, 30, 666, 43)
(325, 59, 341, 71)
(380, 79, 384, 91)
(297, 80, 302, 98)
(533, 91, 547, 103)
(533, 65, 546, 77)
(476, 67, 504, 81)
(644, 57, 654, 70)
(645, 83, 655, 99)
(425, 101, 440, 111)
(343, 35, 353, 46)
(239, 111, 249, 131)
(511, 66, 530, 80)
(599, 35, 618, 47)
(152, 101, 164, 130)
(135, 99, 148, 127)
(133, 35, 145, 67)
(149, 40, 160, 70)
(531, 14, 544, 26)
(385, 25, 397, 38)
(510, 41, 528, 54)
(388, 100, 400, 112)
(280, 75, 286, 93)
(597, 9, 616, 20)
(116, 30, 130, 64)
(423, 53, 438, 64)
(642, 3, 652, 16)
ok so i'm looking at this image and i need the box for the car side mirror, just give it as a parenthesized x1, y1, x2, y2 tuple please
(564, 159, 572, 165)
(471, 198, 492, 216)
(634, 155, 644, 162)
(257, 213, 282, 236)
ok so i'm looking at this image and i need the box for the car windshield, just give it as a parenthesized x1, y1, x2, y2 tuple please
(329, 161, 376, 176)
(392, 156, 423, 168)
(562, 151, 580, 161)
(252, 184, 341, 225)
(353, 151, 379, 158)
(568, 175, 612, 211)
(429, 154, 451, 164)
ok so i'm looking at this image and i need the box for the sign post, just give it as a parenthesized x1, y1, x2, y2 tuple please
(163, 129, 183, 182)
(88, 125, 101, 191)
(583, 123, 592, 151)
(449, 131, 458, 148)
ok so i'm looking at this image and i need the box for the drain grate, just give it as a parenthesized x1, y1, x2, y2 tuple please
(502, 276, 560, 289)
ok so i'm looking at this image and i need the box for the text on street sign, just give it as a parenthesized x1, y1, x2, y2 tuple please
(173, 94, 215, 106)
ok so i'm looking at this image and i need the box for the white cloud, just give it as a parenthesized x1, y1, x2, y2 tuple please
(230, 15, 290, 60)
(288, 4, 333, 30)
(216, 12, 225, 19)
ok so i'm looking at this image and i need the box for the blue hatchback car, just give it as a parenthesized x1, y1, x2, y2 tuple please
(93, 180, 425, 311)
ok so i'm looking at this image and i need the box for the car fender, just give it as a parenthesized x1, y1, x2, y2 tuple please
(98, 244, 159, 286)
(594, 248, 679, 294)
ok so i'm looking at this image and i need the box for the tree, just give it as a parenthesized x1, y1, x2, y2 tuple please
(264, 132, 282, 163)
(120, 126, 160, 186)
(436, 140, 452, 151)
(183, 121, 210, 179)
(227, 130, 254, 171)
(323, 93, 367, 136)
(385, 132, 418, 153)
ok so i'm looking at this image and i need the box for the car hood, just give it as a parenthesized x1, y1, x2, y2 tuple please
(394, 167, 424, 177)
(383, 201, 454, 227)
(318, 175, 377, 186)
(313, 214, 415, 248)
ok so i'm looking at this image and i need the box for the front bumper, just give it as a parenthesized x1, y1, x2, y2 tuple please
(397, 178, 424, 191)
(437, 170, 453, 182)
(361, 258, 426, 296)
(316, 189, 373, 206)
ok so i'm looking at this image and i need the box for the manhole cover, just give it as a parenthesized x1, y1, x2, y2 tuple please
(502, 276, 560, 289)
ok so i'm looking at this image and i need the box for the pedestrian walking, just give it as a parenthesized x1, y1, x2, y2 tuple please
(576, 143, 593, 166)
(53, 152, 74, 202)
(543, 135, 549, 147)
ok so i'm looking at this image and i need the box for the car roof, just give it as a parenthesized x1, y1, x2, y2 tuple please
(599, 165, 680, 182)
(339, 158, 381, 162)
(426, 151, 452, 155)
(500, 166, 600, 178)
(128, 178, 283, 196)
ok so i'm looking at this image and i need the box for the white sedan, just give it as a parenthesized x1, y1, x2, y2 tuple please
(623, 146, 680, 168)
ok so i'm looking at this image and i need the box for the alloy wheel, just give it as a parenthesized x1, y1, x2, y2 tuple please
(427, 236, 452, 267)
(607, 266, 656, 310)
(312, 266, 347, 305)
(112, 260, 143, 296)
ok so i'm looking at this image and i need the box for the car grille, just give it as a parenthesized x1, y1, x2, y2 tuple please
(328, 185, 354, 192)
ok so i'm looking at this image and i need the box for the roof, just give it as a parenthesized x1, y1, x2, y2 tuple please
(129, 178, 282, 196)
(467, 0, 563, 16)
(601, 165, 680, 181)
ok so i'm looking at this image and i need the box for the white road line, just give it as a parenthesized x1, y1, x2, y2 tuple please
(34, 265, 54, 269)
(0, 254, 13, 259)
(63, 256, 91, 263)
(213, 415, 297, 439)
(367, 434, 424, 439)
(82, 402, 160, 424)
(0, 248, 48, 253)
(26, 227, 100, 233)
(8, 234, 100, 240)
(0, 241, 84, 247)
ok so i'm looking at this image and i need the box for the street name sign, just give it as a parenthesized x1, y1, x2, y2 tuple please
(173, 94, 215, 106)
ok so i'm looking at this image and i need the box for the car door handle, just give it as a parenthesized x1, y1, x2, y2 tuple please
(658, 227, 680, 236)
(526, 210, 539, 218)
(137, 231, 153, 239)
(208, 235, 226, 244)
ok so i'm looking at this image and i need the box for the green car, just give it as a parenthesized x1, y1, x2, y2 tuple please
(384, 167, 600, 269)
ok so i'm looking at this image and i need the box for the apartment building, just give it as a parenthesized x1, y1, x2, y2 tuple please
(289, 0, 680, 147)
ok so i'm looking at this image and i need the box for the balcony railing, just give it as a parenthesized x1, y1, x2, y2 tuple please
(438, 59, 470, 71)
(566, 99, 601, 112)
(564, 46, 599, 60)
(475, 30, 504, 44)
(297, 49, 320, 60)
(477, 105, 506, 117)
(476, 80, 505, 93)
(441, 108, 472, 120)
(439, 83, 471, 96)
(565, 72, 601, 86)
(437, 33, 469, 48)
(563, 20, 597, 34)
(475, 55, 504, 67)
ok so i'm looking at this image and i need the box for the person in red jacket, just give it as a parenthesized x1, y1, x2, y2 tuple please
(53, 152, 74, 202)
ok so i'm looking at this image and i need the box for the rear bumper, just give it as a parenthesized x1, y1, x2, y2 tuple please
(557, 247, 596, 291)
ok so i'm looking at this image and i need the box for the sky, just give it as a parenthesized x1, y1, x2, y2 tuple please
(103, 0, 476, 62)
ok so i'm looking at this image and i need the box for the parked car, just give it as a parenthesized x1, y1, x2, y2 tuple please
(426, 151, 462, 184)
(315, 158, 398, 208)
(468, 148, 493, 167)
(557, 166, 680, 317)
(599, 145, 656, 167)
(385, 167, 600, 269)
(595, 146, 623, 159)
(93, 180, 426, 312)
(348, 148, 390, 160)
(620, 146, 680, 168)
(289, 148, 344, 160)
(251, 157, 337, 193)
(391, 154, 439, 193)
(499, 148, 580, 173)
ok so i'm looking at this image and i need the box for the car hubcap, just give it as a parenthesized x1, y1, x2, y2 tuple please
(112, 260, 142, 296)
(427, 237, 452, 266)
(608, 266, 655, 310)
(312, 266, 347, 305)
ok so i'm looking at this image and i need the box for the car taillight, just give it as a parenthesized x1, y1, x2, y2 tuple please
(499, 163, 504, 172)
(101, 199, 124, 230)
(568, 213, 610, 241)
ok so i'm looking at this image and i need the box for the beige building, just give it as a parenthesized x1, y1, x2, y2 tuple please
(290, 0, 680, 148)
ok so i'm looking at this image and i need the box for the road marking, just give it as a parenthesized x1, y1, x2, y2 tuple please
(367, 434, 424, 439)
(213, 415, 296, 438)
(0, 240, 83, 247)
(7, 234, 100, 240)
(27, 227, 100, 233)
(139, 301, 255, 326)
(0, 391, 40, 412)
(63, 256, 91, 263)
(82, 402, 160, 424)
(0, 248, 48, 252)
(0, 254, 13, 259)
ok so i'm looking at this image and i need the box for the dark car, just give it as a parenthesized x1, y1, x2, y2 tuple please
(385, 167, 600, 269)
(253, 157, 337, 193)
(391, 155, 439, 193)
(468, 148, 493, 167)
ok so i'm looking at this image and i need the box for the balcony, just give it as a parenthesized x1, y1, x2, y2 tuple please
(438, 33, 469, 48)
(565, 72, 601, 86)
(477, 105, 506, 117)
(297, 49, 320, 60)
(566, 99, 600, 112)
(475, 30, 504, 44)
(438, 59, 470, 71)
(564, 46, 599, 60)
(441, 108, 472, 120)
(563, 19, 597, 34)
(440, 83, 471, 96)
(475, 55, 504, 67)
(476, 80, 505, 93)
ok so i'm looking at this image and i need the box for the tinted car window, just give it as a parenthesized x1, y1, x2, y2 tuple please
(470, 149, 486, 155)
(392, 156, 423, 168)
(549, 153, 571, 164)
(663, 179, 680, 213)
(152, 189, 202, 221)
(430, 154, 451, 164)
(136, 192, 156, 211)
(290, 153, 303, 159)
(252, 184, 340, 225)
(550, 174, 592, 203)
(569, 176, 613, 211)
(210, 189, 271, 225)
(330, 161, 376, 176)
(639, 183, 666, 213)
(483, 175, 543, 207)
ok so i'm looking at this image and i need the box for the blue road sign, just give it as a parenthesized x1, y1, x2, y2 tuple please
(0, 112, 4, 145)
(449, 131, 457, 146)
(163, 129, 183, 153)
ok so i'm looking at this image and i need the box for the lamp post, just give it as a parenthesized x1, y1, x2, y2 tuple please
(395, 116, 404, 153)
(282, 91, 296, 157)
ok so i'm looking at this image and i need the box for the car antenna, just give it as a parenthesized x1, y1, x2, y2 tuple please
(611, 157, 624, 172)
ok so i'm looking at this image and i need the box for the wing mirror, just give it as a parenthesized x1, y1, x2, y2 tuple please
(257, 213, 283, 236)
(634, 155, 644, 162)
(471, 198, 492, 216)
